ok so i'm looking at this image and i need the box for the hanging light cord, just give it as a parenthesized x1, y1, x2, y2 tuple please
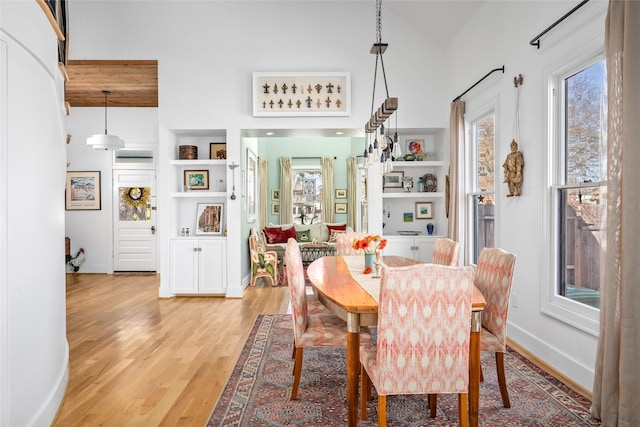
(102, 90, 110, 135)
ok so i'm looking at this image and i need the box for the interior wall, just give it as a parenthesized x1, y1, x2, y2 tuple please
(1, 2, 69, 425)
(444, 0, 608, 392)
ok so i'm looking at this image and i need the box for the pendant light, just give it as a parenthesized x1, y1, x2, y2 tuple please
(86, 90, 125, 150)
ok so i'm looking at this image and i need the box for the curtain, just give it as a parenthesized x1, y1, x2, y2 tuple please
(321, 157, 335, 223)
(448, 100, 465, 241)
(347, 156, 358, 229)
(258, 157, 268, 227)
(279, 157, 292, 224)
(591, 2, 640, 426)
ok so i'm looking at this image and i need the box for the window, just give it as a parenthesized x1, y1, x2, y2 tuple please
(466, 111, 496, 264)
(291, 169, 322, 225)
(547, 51, 606, 334)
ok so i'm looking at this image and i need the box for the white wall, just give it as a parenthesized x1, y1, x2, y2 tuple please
(445, 0, 608, 392)
(1, 2, 69, 425)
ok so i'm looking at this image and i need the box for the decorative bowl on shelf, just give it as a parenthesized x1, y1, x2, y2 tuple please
(404, 154, 416, 161)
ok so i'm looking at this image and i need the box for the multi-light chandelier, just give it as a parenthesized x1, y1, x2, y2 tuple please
(364, 0, 401, 174)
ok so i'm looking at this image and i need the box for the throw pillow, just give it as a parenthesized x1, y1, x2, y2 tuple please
(263, 226, 286, 244)
(321, 222, 347, 241)
(282, 226, 297, 242)
(296, 229, 311, 242)
(329, 229, 346, 243)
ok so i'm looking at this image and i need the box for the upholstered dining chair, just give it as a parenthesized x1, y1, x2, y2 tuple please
(431, 237, 460, 266)
(359, 263, 475, 426)
(336, 231, 370, 255)
(285, 238, 372, 400)
(249, 227, 279, 286)
(475, 247, 517, 408)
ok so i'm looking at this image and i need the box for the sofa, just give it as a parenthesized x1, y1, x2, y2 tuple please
(261, 222, 353, 249)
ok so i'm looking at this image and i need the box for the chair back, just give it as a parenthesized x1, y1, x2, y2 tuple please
(475, 247, 516, 347)
(285, 238, 308, 342)
(249, 227, 266, 252)
(431, 238, 460, 266)
(336, 232, 370, 255)
(375, 263, 474, 395)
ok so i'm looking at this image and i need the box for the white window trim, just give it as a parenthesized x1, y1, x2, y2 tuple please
(463, 97, 499, 266)
(542, 43, 603, 337)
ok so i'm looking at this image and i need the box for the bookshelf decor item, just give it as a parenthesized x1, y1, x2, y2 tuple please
(252, 72, 351, 117)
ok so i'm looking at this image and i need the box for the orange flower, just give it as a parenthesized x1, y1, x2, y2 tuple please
(352, 235, 388, 254)
(363, 266, 373, 274)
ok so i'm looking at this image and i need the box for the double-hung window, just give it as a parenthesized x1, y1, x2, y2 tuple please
(547, 51, 606, 334)
(291, 168, 322, 225)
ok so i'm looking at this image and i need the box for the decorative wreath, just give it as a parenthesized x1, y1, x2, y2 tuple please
(122, 187, 150, 209)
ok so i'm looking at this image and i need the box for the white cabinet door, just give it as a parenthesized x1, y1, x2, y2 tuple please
(382, 236, 415, 259)
(199, 239, 227, 294)
(169, 239, 199, 294)
(415, 237, 436, 263)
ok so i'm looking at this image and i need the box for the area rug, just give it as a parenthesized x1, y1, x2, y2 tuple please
(207, 314, 601, 426)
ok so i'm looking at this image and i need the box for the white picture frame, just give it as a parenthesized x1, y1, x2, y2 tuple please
(252, 72, 351, 117)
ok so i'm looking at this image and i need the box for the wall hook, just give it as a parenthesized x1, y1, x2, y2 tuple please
(514, 74, 524, 87)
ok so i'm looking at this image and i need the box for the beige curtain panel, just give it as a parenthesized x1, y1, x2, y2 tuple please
(259, 157, 268, 227)
(321, 157, 335, 223)
(448, 100, 465, 242)
(347, 156, 358, 229)
(279, 157, 292, 224)
(591, 1, 640, 426)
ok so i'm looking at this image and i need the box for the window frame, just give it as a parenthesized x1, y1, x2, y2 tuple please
(464, 100, 498, 266)
(543, 47, 604, 336)
(290, 164, 323, 224)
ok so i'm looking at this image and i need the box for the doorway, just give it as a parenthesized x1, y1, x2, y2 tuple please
(113, 169, 157, 272)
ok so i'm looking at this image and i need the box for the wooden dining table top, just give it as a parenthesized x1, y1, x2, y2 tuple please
(307, 255, 486, 314)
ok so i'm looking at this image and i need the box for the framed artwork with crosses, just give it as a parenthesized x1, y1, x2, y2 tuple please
(252, 72, 351, 117)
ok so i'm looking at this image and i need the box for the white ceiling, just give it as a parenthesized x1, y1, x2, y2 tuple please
(386, 0, 485, 49)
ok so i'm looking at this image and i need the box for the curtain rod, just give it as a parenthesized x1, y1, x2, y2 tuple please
(452, 66, 505, 102)
(530, 0, 591, 49)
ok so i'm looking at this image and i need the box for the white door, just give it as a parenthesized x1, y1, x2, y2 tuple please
(113, 169, 157, 271)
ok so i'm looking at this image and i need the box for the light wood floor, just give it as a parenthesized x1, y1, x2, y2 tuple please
(53, 273, 290, 426)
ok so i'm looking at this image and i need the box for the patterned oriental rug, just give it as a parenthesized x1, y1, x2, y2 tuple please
(208, 314, 601, 427)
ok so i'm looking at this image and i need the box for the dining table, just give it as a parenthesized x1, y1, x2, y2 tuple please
(306, 255, 486, 427)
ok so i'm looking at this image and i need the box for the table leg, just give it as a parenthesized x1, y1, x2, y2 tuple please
(346, 313, 360, 427)
(469, 311, 482, 427)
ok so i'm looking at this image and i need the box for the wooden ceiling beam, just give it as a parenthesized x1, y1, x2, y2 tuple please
(65, 60, 158, 107)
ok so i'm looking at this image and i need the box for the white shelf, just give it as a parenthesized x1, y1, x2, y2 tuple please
(392, 160, 444, 167)
(169, 159, 227, 166)
(170, 191, 227, 198)
(382, 192, 444, 199)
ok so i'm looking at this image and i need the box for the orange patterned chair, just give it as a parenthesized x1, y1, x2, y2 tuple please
(431, 237, 460, 266)
(475, 247, 516, 408)
(285, 238, 371, 400)
(359, 263, 475, 426)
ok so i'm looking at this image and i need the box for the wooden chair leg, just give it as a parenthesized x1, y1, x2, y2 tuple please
(360, 365, 369, 421)
(378, 394, 387, 427)
(290, 347, 304, 400)
(428, 394, 437, 418)
(480, 363, 484, 382)
(458, 393, 469, 427)
(496, 352, 511, 408)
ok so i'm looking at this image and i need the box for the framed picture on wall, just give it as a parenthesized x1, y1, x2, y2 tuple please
(335, 203, 347, 214)
(196, 203, 224, 235)
(184, 170, 209, 190)
(272, 189, 280, 200)
(271, 203, 280, 215)
(415, 202, 433, 220)
(65, 171, 101, 210)
(335, 188, 347, 199)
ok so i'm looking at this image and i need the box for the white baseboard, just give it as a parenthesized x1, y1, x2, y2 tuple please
(30, 341, 69, 426)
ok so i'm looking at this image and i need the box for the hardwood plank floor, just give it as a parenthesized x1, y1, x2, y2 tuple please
(53, 273, 289, 426)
